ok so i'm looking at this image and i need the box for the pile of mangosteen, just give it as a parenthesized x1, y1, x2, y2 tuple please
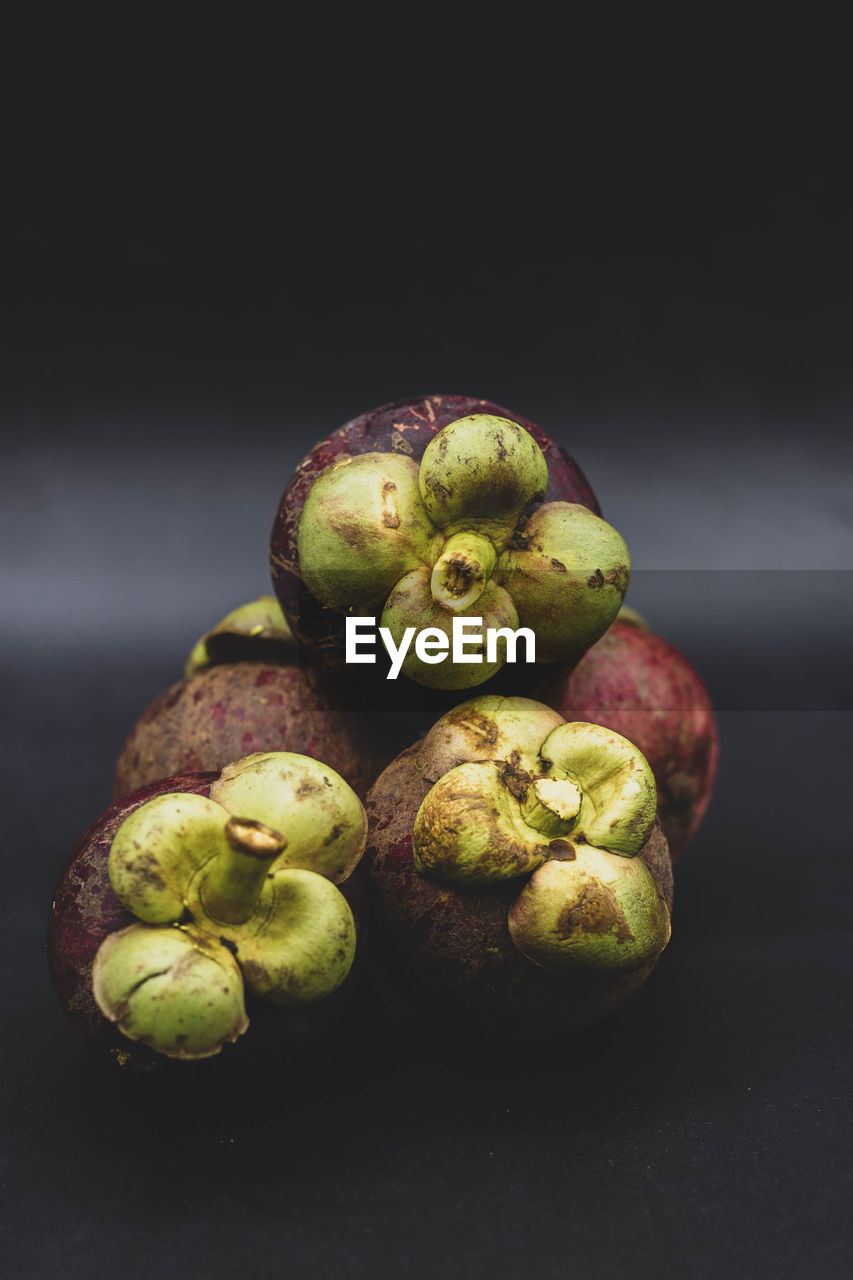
(48, 394, 717, 1066)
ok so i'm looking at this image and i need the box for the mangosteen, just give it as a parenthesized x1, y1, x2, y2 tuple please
(364, 695, 673, 1042)
(48, 752, 367, 1066)
(541, 607, 718, 860)
(270, 396, 628, 691)
(114, 596, 381, 799)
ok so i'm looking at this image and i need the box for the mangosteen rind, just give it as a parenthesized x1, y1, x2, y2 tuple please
(364, 697, 674, 1040)
(50, 755, 367, 1065)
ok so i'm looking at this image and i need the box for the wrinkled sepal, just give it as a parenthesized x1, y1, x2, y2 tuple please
(92, 923, 249, 1059)
(508, 849, 671, 973)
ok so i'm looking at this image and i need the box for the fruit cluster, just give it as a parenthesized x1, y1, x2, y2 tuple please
(48, 396, 717, 1065)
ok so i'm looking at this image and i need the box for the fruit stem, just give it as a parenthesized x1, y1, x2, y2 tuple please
(200, 817, 286, 924)
(430, 532, 496, 612)
(522, 777, 582, 838)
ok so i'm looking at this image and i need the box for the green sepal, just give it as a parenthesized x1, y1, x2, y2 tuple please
(497, 503, 630, 661)
(208, 752, 367, 883)
(507, 848, 671, 973)
(419, 414, 548, 544)
(185, 596, 295, 676)
(92, 923, 249, 1059)
(217, 869, 356, 1005)
(297, 453, 439, 611)
(413, 761, 550, 884)
(539, 721, 657, 855)
(380, 569, 519, 690)
(109, 793, 231, 923)
(416, 695, 564, 781)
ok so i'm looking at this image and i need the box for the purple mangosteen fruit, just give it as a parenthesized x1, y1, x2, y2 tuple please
(270, 396, 629, 692)
(541, 608, 718, 861)
(114, 596, 381, 799)
(48, 751, 367, 1067)
(364, 695, 673, 1041)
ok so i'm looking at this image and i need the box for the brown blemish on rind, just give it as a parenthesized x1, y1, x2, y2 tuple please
(616, 800, 656, 846)
(415, 785, 549, 883)
(425, 476, 452, 505)
(444, 706, 500, 750)
(492, 430, 509, 462)
(555, 879, 634, 942)
(584, 565, 630, 596)
(381, 481, 401, 529)
(496, 760, 533, 802)
(414, 703, 502, 780)
(119, 851, 170, 899)
(296, 776, 323, 798)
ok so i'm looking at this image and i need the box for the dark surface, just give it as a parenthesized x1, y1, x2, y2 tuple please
(3, 5, 852, 1278)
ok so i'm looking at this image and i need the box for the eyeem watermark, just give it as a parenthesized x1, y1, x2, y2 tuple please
(346, 616, 536, 679)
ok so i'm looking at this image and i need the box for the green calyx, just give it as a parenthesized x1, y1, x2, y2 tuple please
(94, 752, 365, 1060)
(412, 697, 669, 975)
(185, 596, 296, 676)
(296, 415, 630, 688)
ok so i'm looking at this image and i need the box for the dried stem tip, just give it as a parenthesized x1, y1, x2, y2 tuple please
(430, 531, 497, 612)
(521, 777, 582, 837)
(201, 817, 287, 924)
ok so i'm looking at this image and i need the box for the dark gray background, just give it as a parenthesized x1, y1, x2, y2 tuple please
(2, 5, 851, 1278)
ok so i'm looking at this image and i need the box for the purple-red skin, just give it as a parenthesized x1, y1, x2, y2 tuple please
(540, 619, 718, 862)
(48, 772, 367, 1067)
(364, 745, 674, 1042)
(114, 661, 382, 801)
(269, 394, 601, 671)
